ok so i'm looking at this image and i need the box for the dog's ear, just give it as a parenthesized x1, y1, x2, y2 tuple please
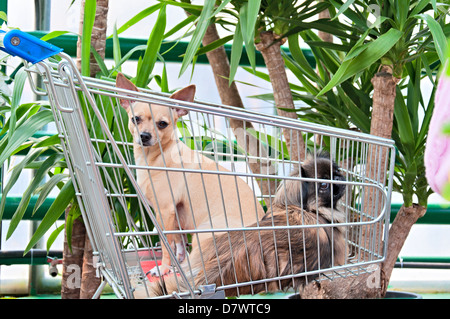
(170, 84, 196, 118)
(116, 73, 139, 111)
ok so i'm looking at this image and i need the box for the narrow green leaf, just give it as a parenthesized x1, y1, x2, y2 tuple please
(211, 0, 232, 17)
(416, 13, 447, 64)
(163, 14, 196, 39)
(25, 180, 75, 254)
(160, 61, 169, 93)
(8, 68, 27, 143)
(240, 0, 260, 71)
(0, 11, 7, 22)
(229, 20, 244, 85)
(33, 174, 68, 215)
(33, 133, 60, 149)
(110, 3, 163, 38)
(81, 0, 96, 76)
(442, 183, 450, 201)
(0, 109, 54, 165)
(331, 0, 356, 21)
(40, 30, 71, 42)
(135, 4, 167, 88)
(196, 35, 233, 56)
(108, 45, 147, 77)
(90, 44, 109, 76)
(394, 87, 415, 160)
(46, 224, 65, 253)
(161, 0, 203, 13)
(410, 0, 432, 17)
(6, 153, 65, 240)
(112, 23, 122, 71)
(178, 0, 215, 77)
(0, 148, 45, 220)
(287, 34, 318, 82)
(317, 28, 403, 96)
(65, 203, 82, 254)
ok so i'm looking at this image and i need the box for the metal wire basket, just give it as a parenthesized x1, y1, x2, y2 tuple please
(6, 31, 395, 299)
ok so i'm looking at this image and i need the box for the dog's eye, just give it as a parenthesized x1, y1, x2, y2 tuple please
(131, 116, 141, 125)
(319, 182, 329, 190)
(157, 121, 168, 129)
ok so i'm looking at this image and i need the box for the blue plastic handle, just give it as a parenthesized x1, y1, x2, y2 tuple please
(0, 29, 63, 64)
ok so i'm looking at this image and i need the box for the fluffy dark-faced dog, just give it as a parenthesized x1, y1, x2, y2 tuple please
(149, 153, 347, 297)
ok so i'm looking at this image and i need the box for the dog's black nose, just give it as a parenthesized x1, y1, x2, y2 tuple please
(140, 132, 152, 145)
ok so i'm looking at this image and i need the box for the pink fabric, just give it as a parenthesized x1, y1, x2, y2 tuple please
(425, 73, 450, 195)
(140, 260, 179, 282)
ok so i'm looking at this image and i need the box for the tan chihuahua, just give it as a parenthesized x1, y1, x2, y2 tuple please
(116, 73, 265, 276)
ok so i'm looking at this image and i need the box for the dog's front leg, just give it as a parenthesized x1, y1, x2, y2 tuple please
(150, 211, 187, 277)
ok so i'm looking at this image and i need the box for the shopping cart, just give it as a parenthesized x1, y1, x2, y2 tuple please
(1, 30, 396, 299)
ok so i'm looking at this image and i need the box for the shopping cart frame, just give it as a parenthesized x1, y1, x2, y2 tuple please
(2, 30, 396, 299)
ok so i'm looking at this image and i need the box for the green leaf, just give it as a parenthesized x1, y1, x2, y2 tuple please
(331, 0, 356, 21)
(415, 13, 447, 64)
(410, 0, 432, 17)
(65, 203, 82, 254)
(33, 174, 68, 215)
(0, 11, 7, 22)
(33, 133, 60, 148)
(163, 14, 197, 39)
(0, 148, 45, 221)
(6, 153, 65, 240)
(287, 34, 318, 82)
(442, 182, 450, 201)
(394, 87, 415, 160)
(40, 30, 71, 42)
(239, 0, 260, 71)
(80, 0, 96, 76)
(229, 19, 244, 85)
(178, 0, 215, 77)
(195, 34, 234, 56)
(8, 67, 27, 143)
(317, 28, 403, 96)
(91, 44, 109, 77)
(211, 0, 232, 17)
(108, 45, 147, 77)
(0, 109, 54, 166)
(135, 4, 167, 88)
(46, 224, 65, 253)
(25, 180, 75, 254)
(112, 23, 122, 72)
(110, 3, 163, 38)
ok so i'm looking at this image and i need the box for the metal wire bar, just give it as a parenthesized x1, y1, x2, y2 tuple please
(24, 52, 396, 299)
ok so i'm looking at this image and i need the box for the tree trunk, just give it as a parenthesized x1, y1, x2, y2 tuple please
(202, 23, 277, 196)
(299, 66, 410, 299)
(80, 234, 100, 298)
(255, 31, 306, 163)
(76, 0, 109, 77)
(61, 208, 85, 299)
(370, 66, 399, 140)
(380, 204, 426, 295)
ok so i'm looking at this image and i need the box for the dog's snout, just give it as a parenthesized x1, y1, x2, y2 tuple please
(140, 132, 152, 145)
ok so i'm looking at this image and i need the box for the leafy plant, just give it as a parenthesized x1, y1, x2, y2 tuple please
(0, 2, 180, 254)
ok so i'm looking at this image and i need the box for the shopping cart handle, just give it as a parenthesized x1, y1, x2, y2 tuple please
(0, 29, 63, 64)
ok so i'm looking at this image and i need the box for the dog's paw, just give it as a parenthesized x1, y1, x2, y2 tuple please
(175, 242, 187, 263)
(149, 264, 173, 277)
